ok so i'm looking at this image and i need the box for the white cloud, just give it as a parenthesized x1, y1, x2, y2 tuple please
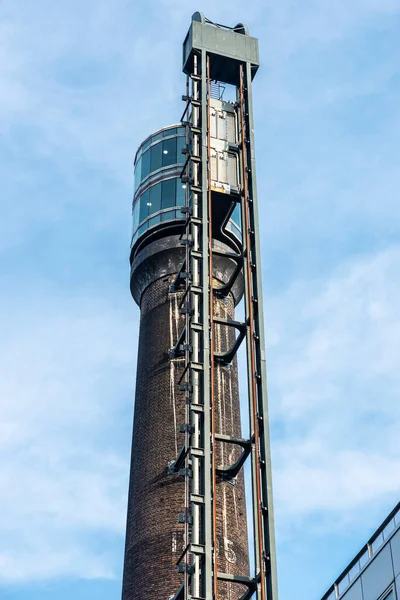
(266, 246, 400, 526)
(0, 283, 137, 581)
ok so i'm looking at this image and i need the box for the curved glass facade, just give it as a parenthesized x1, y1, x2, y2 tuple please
(131, 124, 242, 250)
(132, 125, 186, 248)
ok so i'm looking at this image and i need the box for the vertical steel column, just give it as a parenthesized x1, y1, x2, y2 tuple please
(199, 48, 214, 600)
(170, 14, 279, 600)
(239, 62, 278, 600)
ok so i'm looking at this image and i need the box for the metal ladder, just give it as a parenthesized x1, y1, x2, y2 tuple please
(168, 52, 278, 600)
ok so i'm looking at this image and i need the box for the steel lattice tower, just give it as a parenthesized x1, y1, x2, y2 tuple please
(122, 12, 278, 600)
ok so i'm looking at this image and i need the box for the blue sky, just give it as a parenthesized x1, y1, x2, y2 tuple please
(0, 1, 399, 599)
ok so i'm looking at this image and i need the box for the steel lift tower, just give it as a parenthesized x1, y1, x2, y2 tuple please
(122, 12, 278, 600)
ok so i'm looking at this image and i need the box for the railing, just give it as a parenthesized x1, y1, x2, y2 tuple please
(321, 502, 400, 600)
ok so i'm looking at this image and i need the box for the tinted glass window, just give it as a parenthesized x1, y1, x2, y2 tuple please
(162, 209, 175, 221)
(142, 137, 152, 151)
(140, 189, 150, 223)
(152, 131, 163, 143)
(341, 578, 363, 600)
(231, 204, 241, 227)
(148, 213, 161, 229)
(149, 182, 162, 214)
(176, 136, 186, 163)
(132, 201, 139, 233)
(176, 182, 186, 206)
(361, 545, 393, 600)
(138, 221, 148, 236)
(134, 156, 142, 190)
(162, 179, 176, 209)
(162, 137, 177, 167)
(150, 142, 162, 172)
(141, 149, 151, 180)
(164, 127, 177, 137)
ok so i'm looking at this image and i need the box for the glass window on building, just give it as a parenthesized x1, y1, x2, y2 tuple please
(139, 189, 150, 223)
(176, 182, 186, 207)
(141, 149, 151, 181)
(149, 182, 162, 214)
(176, 135, 186, 163)
(163, 127, 177, 137)
(162, 178, 176, 209)
(361, 545, 394, 600)
(231, 203, 241, 227)
(150, 141, 162, 173)
(341, 578, 363, 600)
(142, 137, 152, 152)
(132, 201, 139, 232)
(138, 221, 148, 237)
(161, 209, 175, 221)
(134, 156, 142, 190)
(162, 137, 177, 167)
(148, 213, 161, 229)
(152, 131, 163, 143)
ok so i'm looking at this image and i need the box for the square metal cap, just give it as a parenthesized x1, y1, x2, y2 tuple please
(183, 12, 259, 85)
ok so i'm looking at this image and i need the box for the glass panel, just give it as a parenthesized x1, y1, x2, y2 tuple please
(162, 178, 176, 209)
(361, 545, 393, 600)
(139, 189, 150, 223)
(162, 137, 177, 167)
(138, 221, 148, 237)
(148, 213, 161, 229)
(141, 149, 151, 180)
(383, 519, 395, 540)
(395, 511, 400, 527)
(150, 141, 162, 173)
(359, 550, 369, 569)
(152, 131, 163, 143)
(372, 532, 384, 554)
(177, 126, 185, 135)
(349, 562, 360, 582)
(341, 578, 363, 600)
(149, 182, 162, 215)
(176, 135, 186, 163)
(132, 201, 139, 233)
(338, 574, 350, 596)
(163, 127, 177, 137)
(390, 529, 400, 576)
(134, 156, 142, 190)
(176, 182, 186, 206)
(142, 137, 152, 151)
(231, 204, 241, 227)
(161, 209, 175, 221)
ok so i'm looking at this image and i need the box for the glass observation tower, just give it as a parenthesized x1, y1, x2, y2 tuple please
(131, 123, 241, 256)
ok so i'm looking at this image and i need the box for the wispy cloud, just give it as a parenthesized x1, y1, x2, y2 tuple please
(0, 280, 137, 581)
(0, 0, 399, 598)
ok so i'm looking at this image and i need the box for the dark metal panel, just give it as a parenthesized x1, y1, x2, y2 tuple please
(361, 545, 394, 600)
(391, 530, 400, 577)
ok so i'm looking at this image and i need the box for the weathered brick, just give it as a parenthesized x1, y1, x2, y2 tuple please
(122, 273, 249, 600)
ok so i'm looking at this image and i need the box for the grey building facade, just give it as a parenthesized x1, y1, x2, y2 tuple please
(321, 503, 400, 600)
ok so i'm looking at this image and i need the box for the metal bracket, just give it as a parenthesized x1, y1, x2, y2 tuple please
(213, 317, 247, 365)
(168, 326, 186, 359)
(215, 434, 252, 481)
